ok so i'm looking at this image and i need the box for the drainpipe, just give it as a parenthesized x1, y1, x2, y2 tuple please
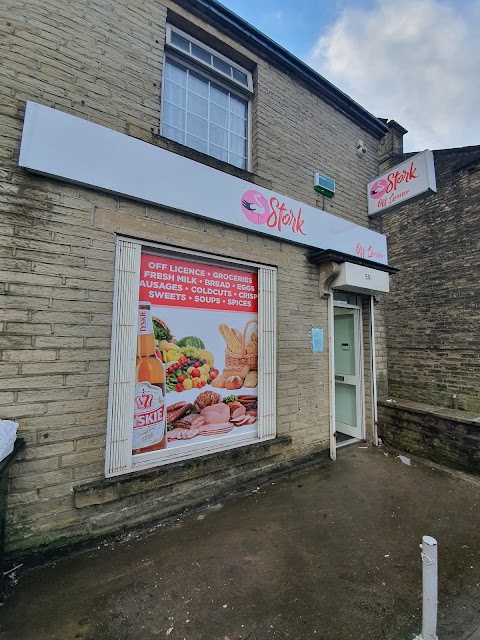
(370, 296, 379, 446)
(328, 291, 336, 461)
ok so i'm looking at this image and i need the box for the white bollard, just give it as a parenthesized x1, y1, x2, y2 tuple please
(421, 535, 438, 640)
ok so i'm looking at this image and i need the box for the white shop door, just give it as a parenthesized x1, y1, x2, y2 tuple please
(333, 306, 363, 439)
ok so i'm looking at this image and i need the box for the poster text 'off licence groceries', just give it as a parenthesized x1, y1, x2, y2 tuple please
(139, 255, 258, 312)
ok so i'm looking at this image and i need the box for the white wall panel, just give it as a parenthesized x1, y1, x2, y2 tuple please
(105, 239, 141, 477)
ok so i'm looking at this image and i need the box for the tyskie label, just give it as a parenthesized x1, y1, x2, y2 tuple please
(133, 381, 166, 450)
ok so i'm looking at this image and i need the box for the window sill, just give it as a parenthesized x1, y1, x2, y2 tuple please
(156, 136, 272, 190)
(74, 435, 292, 509)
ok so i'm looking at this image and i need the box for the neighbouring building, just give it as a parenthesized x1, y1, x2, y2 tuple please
(376, 123, 480, 472)
(0, 0, 396, 557)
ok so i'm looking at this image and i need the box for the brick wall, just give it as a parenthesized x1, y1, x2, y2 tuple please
(0, 0, 385, 555)
(379, 399, 480, 473)
(381, 148, 480, 412)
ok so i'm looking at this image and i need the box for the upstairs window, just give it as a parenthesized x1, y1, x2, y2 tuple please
(162, 25, 253, 171)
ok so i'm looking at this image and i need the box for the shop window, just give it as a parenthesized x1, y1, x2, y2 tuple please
(161, 25, 252, 171)
(105, 237, 277, 478)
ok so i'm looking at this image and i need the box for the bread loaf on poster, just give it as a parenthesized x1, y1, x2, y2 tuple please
(244, 371, 258, 388)
(222, 366, 250, 379)
(218, 324, 242, 354)
(224, 375, 243, 390)
(211, 374, 226, 388)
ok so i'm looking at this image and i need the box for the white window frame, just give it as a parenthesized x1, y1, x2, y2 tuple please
(161, 24, 253, 172)
(166, 24, 254, 93)
(105, 237, 277, 478)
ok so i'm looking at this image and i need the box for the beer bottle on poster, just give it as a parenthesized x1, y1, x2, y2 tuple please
(133, 302, 167, 454)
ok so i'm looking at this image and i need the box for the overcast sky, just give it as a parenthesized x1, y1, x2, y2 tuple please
(220, 0, 480, 151)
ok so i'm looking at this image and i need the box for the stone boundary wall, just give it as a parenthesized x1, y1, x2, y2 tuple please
(378, 399, 480, 474)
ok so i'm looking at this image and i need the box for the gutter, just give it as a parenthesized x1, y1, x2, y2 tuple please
(181, 0, 390, 139)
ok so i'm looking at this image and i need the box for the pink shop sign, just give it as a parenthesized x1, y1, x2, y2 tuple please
(367, 150, 436, 216)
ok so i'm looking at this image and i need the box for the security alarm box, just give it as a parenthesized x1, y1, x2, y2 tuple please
(314, 173, 335, 198)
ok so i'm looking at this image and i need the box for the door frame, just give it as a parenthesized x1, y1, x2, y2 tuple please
(333, 298, 365, 444)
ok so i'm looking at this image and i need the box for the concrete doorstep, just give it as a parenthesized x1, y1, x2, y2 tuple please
(0, 446, 479, 640)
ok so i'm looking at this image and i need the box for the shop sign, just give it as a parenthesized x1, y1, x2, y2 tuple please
(367, 150, 436, 216)
(333, 262, 390, 294)
(133, 252, 259, 458)
(19, 101, 389, 265)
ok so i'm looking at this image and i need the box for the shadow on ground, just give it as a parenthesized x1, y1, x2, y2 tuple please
(0, 446, 479, 640)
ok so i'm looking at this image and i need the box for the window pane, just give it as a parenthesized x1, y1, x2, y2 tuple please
(229, 113, 246, 137)
(187, 92, 208, 119)
(212, 55, 231, 76)
(210, 123, 228, 148)
(164, 80, 186, 108)
(162, 56, 249, 169)
(163, 124, 185, 145)
(232, 67, 248, 86)
(188, 73, 209, 99)
(210, 84, 229, 108)
(209, 144, 229, 162)
(229, 153, 246, 169)
(210, 103, 228, 128)
(165, 60, 187, 87)
(229, 133, 246, 159)
(171, 31, 190, 53)
(187, 113, 208, 140)
(191, 43, 211, 65)
(186, 133, 208, 154)
(230, 95, 247, 119)
(163, 102, 185, 129)
(163, 102, 185, 130)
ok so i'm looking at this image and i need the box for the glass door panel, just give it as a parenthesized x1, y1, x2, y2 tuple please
(334, 307, 361, 439)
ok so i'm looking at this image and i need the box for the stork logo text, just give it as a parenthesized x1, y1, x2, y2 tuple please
(240, 190, 307, 236)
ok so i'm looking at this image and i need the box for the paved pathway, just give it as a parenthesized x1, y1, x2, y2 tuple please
(1, 446, 479, 640)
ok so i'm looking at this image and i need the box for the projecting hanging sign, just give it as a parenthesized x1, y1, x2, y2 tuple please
(19, 101, 388, 265)
(367, 150, 436, 216)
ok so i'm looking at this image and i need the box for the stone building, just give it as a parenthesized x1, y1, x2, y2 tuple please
(377, 124, 480, 471)
(0, 0, 394, 556)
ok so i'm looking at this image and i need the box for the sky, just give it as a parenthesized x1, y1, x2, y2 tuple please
(219, 0, 480, 152)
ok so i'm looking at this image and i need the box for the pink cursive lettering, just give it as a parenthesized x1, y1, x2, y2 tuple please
(386, 162, 418, 194)
(267, 197, 307, 236)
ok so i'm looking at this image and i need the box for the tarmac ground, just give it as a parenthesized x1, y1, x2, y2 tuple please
(0, 445, 479, 640)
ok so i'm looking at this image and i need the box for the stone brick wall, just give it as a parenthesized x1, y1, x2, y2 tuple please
(380, 147, 480, 412)
(379, 399, 480, 474)
(0, 0, 385, 555)
(361, 296, 388, 442)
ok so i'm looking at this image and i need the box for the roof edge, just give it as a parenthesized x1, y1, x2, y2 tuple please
(184, 0, 390, 139)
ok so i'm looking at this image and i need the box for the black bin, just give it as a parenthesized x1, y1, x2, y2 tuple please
(0, 438, 25, 600)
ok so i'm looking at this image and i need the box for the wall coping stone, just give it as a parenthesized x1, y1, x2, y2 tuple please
(379, 398, 480, 426)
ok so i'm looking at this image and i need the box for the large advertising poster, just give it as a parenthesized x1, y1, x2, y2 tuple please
(133, 252, 259, 457)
